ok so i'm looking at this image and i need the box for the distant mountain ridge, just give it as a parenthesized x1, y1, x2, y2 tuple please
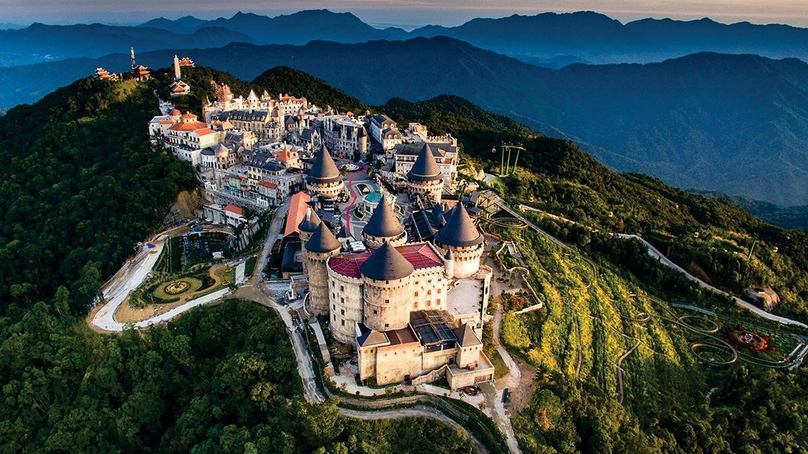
(409, 11, 808, 63)
(2, 9, 808, 68)
(3, 37, 806, 206)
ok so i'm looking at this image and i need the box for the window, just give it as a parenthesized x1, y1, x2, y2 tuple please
(385, 299, 390, 304)
(341, 320, 345, 326)
(427, 290, 432, 295)
(374, 310, 378, 314)
(414, 291, 419, 297)
(341, 309, 345, 315)
(385, 323, 389, 328)
(437, 289, 441, 294)
(341, 297, 344, 303)
(426, 301, 431, 307)
(340, 285, 344, 292)
(414, 302, 419, 308)
(436, 299, 441, 305)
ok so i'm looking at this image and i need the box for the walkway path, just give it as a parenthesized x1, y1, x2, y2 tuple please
(619, 234, 808, 329)
(340, 406, 489, 454)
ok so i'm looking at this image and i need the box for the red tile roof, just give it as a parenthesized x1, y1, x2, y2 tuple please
(196, 128, 216, 136)
(284, 192, 312, 237)
(168, 121, 209, 132)
(328, 243, 443, 279)
(258, 181, 278, 189)
(224, 205, 243, 216)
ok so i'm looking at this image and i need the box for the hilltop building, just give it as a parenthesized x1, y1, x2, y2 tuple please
(395, 141, 458, 187)
(322, 114, 369, 158)
(405, 144, 445, 204)
(305, 146, 344, 199)
(303, 193, 493, 388)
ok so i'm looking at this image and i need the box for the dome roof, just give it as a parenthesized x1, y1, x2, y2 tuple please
(305, 222, 341, 253)
(407, 144, 442, 182)
(306, 145, 342, 184)
(363, 197, 404, 239)
(435, 204, 483, 248)
(298, 208, 321, 233)
(169, 109, 181, 116)
(360, 242, 414, 281)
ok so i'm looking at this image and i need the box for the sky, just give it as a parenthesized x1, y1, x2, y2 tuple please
(1, 0, 808, 28)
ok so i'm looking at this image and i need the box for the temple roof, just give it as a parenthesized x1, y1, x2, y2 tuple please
(407, 143, 443, 182)
(305, 222, 341, 253)
(359, 242, 414, 281)
(306, 145, 342, 184)
(363, 197, 403, 239)
(435, 203, 483, 248)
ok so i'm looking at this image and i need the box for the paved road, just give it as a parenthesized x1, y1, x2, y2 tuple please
(91, 233, 168, 331)
(620, 234, 808, 329)
(340, 406, 489, 454)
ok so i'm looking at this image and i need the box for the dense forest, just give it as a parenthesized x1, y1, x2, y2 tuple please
(2, 65, 808, 454)
(0, 71, 472, 453)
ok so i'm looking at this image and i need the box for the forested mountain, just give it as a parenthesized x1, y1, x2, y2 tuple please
(410, 11, 808, 63)
(6, 38, 805, 206)
(5, 65, 808, 453)
(0, 69, 476, 454)
(2, 64, 808, 453)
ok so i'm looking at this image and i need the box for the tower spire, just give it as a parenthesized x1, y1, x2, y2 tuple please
(130, 46, 136, 70)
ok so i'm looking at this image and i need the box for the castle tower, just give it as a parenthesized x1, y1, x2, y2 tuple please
(361, 242, 414, 331)
(434, 204, 484, 279)
(298, 208, 321, 273)
(247, 90, 259, 110)
(361, 197, 407, 249)
(359, 126, 368, 158)
(306, 145, 344, 198)
(406, 143, 444, 204)
(305, 223, 342, 316)
(173, 55, 181, 80)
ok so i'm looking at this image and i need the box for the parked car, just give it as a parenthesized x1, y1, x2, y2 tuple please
(463, 386, 479, 396)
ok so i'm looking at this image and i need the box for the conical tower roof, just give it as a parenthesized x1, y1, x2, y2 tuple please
(407, 144, 442, 182)
(360, 242, 414, 281)
(306, 145, 342, 184)
(435, 204, 483, 247)
(305, 222, 341, 253)
(298, 208, 321, 233)
(363, 197, 404, 239)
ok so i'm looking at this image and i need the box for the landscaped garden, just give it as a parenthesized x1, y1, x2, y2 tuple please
(128, 263, 232, 308)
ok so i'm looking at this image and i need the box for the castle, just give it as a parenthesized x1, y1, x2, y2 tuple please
(301, 145, 494, 389)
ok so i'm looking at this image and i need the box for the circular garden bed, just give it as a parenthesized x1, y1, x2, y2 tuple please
(152, 277, 204, 300)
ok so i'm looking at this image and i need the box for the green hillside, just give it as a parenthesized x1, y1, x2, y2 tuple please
(0, 70, 473, 453)
(1, 66, 807, 454)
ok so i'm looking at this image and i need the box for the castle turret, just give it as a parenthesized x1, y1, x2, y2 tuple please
(305, 223, 342, 316)
(359, 126, 368, 158)
(298, 208, 321, 243)
(444, 249, 455, 279)
(361, 197, 407, 249)
(298, 208, 321, 273)
(434, 204, 484, 278)
(406, 143, 443, 203)
(306, 145, 344, 198)
(361, 242, 414, 331)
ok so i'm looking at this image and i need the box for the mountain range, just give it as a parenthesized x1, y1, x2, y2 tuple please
(2, 9, 808, 67)
(2, 37, 806, 206)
